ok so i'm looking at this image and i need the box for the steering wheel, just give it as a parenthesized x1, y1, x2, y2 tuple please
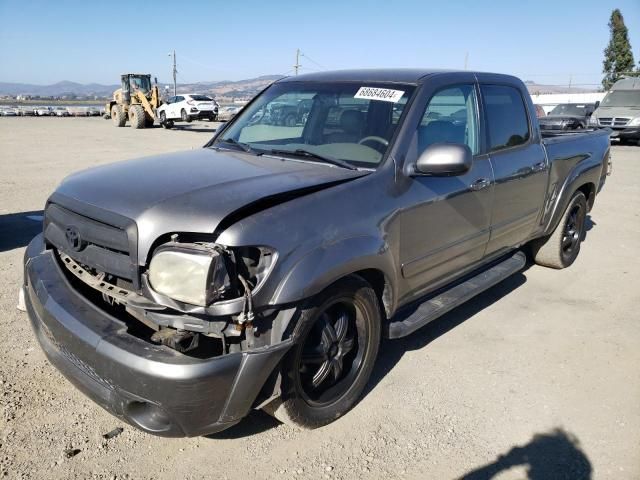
(358, 136, 389, 148)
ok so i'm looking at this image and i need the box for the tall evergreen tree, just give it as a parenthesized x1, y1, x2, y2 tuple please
(602, 9, 635, 90)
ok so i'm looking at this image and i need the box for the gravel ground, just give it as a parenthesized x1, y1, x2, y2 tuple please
(0, 117, 638, 480)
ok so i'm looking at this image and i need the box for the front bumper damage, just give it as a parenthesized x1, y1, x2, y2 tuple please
(24, 234, 293, 437)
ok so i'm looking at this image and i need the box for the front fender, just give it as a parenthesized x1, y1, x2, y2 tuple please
(271, 235, 397, 310)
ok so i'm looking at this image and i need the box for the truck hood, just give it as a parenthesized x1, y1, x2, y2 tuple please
(53, 148, 366, 262)
(539, 115, 584, 123)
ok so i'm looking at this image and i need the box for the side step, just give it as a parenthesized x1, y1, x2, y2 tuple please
(386, 251, 526, 339)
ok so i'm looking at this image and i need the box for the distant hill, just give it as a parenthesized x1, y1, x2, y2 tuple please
(0, 76, 600, 99)
(0, 81, 119, 97)
(0, 75, 284, 99)
(524, 81, 599, 95)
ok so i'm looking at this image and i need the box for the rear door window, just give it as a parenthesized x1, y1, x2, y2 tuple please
(481, 85, 530, 151)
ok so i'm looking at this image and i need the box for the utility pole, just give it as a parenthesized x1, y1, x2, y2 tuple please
(168, 50, 177, 96)
(294, 49, 301, 75)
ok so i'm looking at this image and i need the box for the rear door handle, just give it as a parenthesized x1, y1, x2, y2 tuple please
(470, 178, 491, 191)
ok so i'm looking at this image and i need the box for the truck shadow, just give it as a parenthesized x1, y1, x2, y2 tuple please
(206, 410, 280, 439)
(0, 210, 43, 252)
(365, 267, 529, 398)
(210, 268, 531, 440)
(458, 428, 592, 479)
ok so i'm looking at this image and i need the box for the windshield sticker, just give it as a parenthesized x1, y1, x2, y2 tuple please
(354, 87, 405, 103)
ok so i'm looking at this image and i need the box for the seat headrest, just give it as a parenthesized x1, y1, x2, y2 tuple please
(340, 110, 365, 134)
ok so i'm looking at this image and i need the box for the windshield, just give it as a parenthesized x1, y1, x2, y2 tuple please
(600, 90, 640, 107)
(549, 104, 592, 116)
(190, 95, 213, 101)
(130, 76, 151, 92)
(214, 81, 415, 169)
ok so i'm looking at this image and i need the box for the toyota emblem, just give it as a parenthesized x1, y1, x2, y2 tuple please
(65, 226, 83, 251)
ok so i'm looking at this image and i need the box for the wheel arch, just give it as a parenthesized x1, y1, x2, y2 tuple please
(270, 235, 398, 320)
(543, 160, 601, 237)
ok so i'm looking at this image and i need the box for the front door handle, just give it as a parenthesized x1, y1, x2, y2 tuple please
(470, 178, 491, 191)
(532, 161, 547, 172)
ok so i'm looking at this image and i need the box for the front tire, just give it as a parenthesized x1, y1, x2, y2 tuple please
(531, 191, 587, 269)
(129, 105, 146, 129)
(160, 111, 173, 129)
(264, 276, 381, 428)
(111, 105, 126, 127)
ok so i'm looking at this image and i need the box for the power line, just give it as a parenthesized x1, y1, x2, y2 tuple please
(300, 52, 327, 70)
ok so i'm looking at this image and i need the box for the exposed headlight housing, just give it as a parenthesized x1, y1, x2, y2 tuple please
(628, 117, 640, 126)
(148, 243, 229, 306)
(588, 116, 598, 126)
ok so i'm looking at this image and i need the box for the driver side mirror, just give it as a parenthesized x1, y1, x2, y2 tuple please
(413, 143, 472, 176)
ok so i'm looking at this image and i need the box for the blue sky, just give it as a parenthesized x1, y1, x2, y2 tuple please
(0, 0, 638, 87)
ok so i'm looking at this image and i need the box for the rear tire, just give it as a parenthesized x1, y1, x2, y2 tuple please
(129, 105, 145, 129)
(181, 109, 191, 123)
(111, 105, 126, 127)
(263, 275, 381, 428)
(531, 191, 587, 269)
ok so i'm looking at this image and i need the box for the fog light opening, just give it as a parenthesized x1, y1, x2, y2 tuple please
(126, 401, 172, 433)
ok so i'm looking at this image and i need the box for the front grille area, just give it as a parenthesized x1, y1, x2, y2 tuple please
(44, 203, 138, 284)
(599, 117, 630, 127)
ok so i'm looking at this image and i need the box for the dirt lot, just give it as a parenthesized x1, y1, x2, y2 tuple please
(0, 117, 638, 480)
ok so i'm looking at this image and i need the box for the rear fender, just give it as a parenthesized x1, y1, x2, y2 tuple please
(543, 158, 600, 236)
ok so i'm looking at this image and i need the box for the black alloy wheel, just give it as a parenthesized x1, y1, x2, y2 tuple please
(296, 300, 363, 406)
(561, 202, 585, 263)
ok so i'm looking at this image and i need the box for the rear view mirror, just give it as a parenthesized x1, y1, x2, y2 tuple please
(413, 143, 472, 176)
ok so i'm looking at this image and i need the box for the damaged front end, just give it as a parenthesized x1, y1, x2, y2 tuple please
(57, 233, 289, 358)
(24, 232, 295, 436)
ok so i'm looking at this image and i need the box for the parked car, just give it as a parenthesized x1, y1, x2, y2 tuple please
(52, 106, 71, 117)
(590, 76, 640, 145)
(18, 107, 36, 116)
(35, 106, 53, 116)
(218, 105, 242, 121)
(86, 106, 101, 117)
(534, 104, 546, 118)
(67, 107, 88, 117)
(538, 103, 597, 131)
(157, 94, 219, 128)
(0, 107, 18, 116)
(24, 69, 610, 438)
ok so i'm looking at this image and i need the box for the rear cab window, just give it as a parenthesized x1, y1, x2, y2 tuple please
(480, 85, 530, 151)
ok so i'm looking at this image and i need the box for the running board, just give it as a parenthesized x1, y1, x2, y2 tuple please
(386, 251, 526, 339)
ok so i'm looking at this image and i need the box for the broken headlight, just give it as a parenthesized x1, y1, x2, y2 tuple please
(148, 243, 229, 306)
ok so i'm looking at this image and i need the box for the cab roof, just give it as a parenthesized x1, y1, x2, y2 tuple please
(276, 68, 522, 86)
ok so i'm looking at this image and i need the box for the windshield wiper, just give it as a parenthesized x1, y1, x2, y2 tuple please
(268, 148, 357, 170)
(215, 138, 260, 154)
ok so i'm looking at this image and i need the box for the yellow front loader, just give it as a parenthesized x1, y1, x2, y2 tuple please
(105, 74, 162, 129)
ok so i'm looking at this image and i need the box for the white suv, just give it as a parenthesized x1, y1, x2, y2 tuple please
(157, 94, 219, 128)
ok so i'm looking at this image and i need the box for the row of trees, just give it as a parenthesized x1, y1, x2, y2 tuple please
(602, 9, 639, 90)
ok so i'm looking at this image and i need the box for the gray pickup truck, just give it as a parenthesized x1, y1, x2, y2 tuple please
(23, 69, 611, 437)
